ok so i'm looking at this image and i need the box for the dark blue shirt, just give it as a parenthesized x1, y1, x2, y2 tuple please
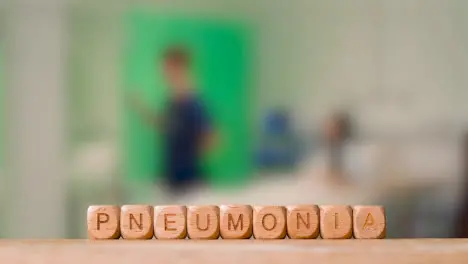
(162, 94, 210, 186)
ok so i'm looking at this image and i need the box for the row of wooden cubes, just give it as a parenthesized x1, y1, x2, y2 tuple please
(87, 205, 386, 240)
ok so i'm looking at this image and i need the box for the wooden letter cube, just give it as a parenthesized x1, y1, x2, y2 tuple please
(253, 206, 286, 239)
(287, 205, 319, 239)
(87, 205, 121, 239)
(220, 205, 253, 239)
(353, 206, 386, 239)
(187, 205, 220, 239)
(320, 205, 353, 239)
(120, 205, 154, 239)
(154, 205, 187, 239)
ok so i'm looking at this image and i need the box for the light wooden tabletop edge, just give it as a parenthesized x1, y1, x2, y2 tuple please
(1, 239, 468, 264)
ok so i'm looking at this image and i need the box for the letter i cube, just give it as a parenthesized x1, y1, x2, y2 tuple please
(320, 205, 353, 239)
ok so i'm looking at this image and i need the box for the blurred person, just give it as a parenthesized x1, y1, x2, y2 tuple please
(322, 111, 353, 181)
(297, 110, 378, 186)
(130, 46, 216, 194)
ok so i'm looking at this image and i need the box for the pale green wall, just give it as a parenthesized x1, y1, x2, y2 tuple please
(0, 10, 4, 237)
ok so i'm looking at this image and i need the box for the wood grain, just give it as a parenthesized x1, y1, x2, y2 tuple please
(154, 205, 187, 239)
(1, 240, 468, 264)
(219, 205, 253, 239)
(286, 205, 320, 239)
(187, 205, 220, 239)
(253, 206, 287, 239)
(320, 205, 353, 239)
(120, 205, 154, 240)
(353, 206, 386, 239)
(87, 206, 120, 239)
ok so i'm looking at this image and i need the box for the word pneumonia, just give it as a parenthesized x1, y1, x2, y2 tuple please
(87, 205, 386, 239)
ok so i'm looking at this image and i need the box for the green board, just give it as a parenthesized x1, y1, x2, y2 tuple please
(124, 13, 254, 189)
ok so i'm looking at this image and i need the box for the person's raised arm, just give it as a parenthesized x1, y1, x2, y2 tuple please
(128, 93, 164, 130)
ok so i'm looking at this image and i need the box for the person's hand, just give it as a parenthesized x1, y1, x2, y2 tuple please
(202, 130, 220, 153)
(127, 91, 144, 111)
(126, 91, 160, 129)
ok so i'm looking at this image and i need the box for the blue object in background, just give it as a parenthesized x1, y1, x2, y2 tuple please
(264, 109, 289, 135)
(256, 109, 300, 170)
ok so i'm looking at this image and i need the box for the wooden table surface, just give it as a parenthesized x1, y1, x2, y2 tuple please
(1, 239, 468, 264)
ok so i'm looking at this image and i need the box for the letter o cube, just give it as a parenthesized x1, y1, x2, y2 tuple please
(253, 206, 286, 239)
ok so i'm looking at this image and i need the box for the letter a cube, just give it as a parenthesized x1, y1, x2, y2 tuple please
(353, 206, 386, 239)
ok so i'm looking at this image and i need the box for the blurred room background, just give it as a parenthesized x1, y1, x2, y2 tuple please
(1, 0, 468, 239)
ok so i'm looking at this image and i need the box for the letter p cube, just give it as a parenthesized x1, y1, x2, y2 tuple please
(87, 205, 121, 239)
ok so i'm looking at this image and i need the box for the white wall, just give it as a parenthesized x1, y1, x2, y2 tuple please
(4, 0, 68, 238)
(127, 0, 468, 141)
(255, 0, 468, 140)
